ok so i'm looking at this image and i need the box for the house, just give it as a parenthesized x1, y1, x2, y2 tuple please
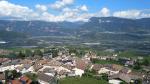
(20, 64, 32, 73)
(43, 53, 52, 59)
(125, 60, 134, 66)
(16, 65, 24, 72)
(23, 64, 32, 70)
(10, 59, 21, 65)
(75, 58, 89, 71)
(118, 58, 131, 65)
(110, 64, 123, 71)
(72, 68, 84, 77)
(33, 63, 43, 72)
(98, 67, 117, 75)
(0, 72, 5, 83)
(0, 65, 16, 72)
(58, 70, 68, 79)
(10, 76, 32, 84)
(119, 67, 131, 74)
(90, 64, 123, 75)
(109, 79, 122, 84)
(143, 71, 150, 84)
(0, 49, 12, 55)
(11, 79, 22, 84)
(42, 68, 56, 74)
(38, 73, 57, 84)
(62, 64, 75, 70)
(20, 76, 32, 84)
(98, 56, 116, 60)
(20, 59, 33, 64)
(98, 65, 123, 75)
(91, 64, 103, 72)
(46, 60, 62, 66)
(0, 58, 10, 65)
(68, 71, 76, 77)
(109, 73, 142, 83)
(84, 51, 97, 59)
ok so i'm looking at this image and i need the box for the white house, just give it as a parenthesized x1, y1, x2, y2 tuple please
(72, 68, 84, 77)
(109, 79, 122, 84)
(38, 73, 55, 84)
(0, 64, 22, 72)
(98, 67, 119, 75)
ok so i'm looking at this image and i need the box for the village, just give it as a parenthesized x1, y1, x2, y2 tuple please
(0, 47, 150, 84)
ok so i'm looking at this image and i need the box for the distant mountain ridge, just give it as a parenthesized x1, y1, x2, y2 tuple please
(0, 17, 150, 37)
(81, 17, 150, 33)
(0, 30, 27, 41)
(0, 20, 81, 36)
(0, 17, 150, 53)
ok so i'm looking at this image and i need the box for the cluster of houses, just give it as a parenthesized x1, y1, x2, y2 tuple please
(0, 49, 12, 56)
(0, 49, 149, 84)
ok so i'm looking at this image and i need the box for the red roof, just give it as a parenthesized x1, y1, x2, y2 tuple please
(20, 76, 32, 84)
(11, 80, 22, 84)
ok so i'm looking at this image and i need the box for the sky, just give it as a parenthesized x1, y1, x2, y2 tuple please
(0, 0, 150, 22)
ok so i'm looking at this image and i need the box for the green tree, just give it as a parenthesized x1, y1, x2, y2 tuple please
(12, 70, 22, 78)
(134, 79, 142, 84)
(25, 72, 38, 81)
(51, 49, 58, 58)
(25, 49, 33, 57)
(18, 51, 26, 59)
(101, 73, 108, 81)
(134, 61, 141, 70)
(4, 70, 10, 82)
(142, 59, 150, 66)
(34, 49, 43, 57)
(120, 81, 127, 84)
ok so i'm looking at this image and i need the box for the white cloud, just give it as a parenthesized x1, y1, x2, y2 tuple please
(62, 0, 74, 4)
(99, 7, 110, 17)
(113, 10, 141, 18)
(40, 12, 65, 22)
(61, 7, 93, 22)
(50, 0, 74, 9)
(141, 13, 150, 18)
(79, 5, 88, 11)
(0, 1, 39, 20)
(35, 4, 47, 12)
(0, 0, 150, 22)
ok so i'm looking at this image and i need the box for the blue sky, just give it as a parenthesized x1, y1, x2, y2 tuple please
(8, 0, 150, 12)
(0, 0, 150, 22)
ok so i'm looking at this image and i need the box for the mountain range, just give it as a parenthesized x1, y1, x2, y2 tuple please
(0, 17, 150, 36)
(0, 17, 150, 54)
(0, 17, 150, 41)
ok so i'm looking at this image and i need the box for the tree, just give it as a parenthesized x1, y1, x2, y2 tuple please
(4, 70, 10, 82)
(134, 64, 141, 70)
(25, 49, 33, 57)
(4, 70, 22, 81)
(101, 73, 108, 81)
(25, 72, 38, 81)
(51, 49, 58, 58)
(12, 70, 22, 78)
(120, 81, 127, 84)
(34, 49, 43, 57)
(18, 51, 26, 59)
(134, 79, 142, 84)
(142, 59, 150, 66)
(134, 60, 141, 70)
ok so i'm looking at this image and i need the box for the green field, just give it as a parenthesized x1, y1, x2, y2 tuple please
(92, 59, 120, 64)
(59, 77, 108, 84)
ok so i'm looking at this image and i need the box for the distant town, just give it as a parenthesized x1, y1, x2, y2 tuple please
(0, 46, 149, 84)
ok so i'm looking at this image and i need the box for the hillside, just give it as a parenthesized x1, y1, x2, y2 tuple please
(0, 17, 150, 54)
(0, 30, 27, 41)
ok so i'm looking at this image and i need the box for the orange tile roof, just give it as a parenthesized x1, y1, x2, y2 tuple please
(20, 76, 32, 84)
(11, 80, 22, 84)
